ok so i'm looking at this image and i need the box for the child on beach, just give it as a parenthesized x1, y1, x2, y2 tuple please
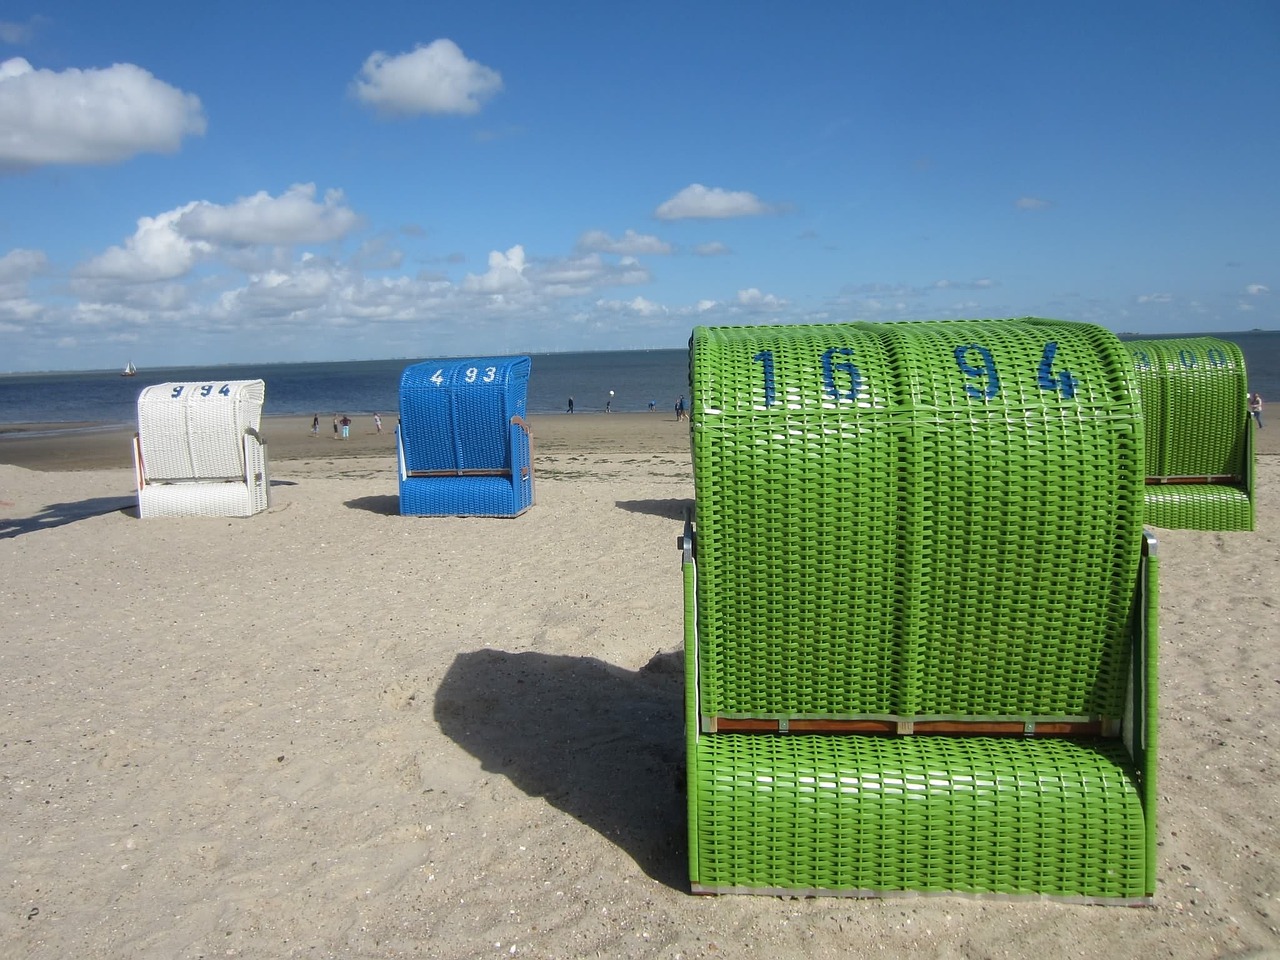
(1249, 392, 1263, 428)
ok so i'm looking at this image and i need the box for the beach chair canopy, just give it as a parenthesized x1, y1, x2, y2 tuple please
(683, 318, 1157, 902)
(396, 357, 534, 517)
(1124, 337, 1253, 531)
(133, 379, 271, 519)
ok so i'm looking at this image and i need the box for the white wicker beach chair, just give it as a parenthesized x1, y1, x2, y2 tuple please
(133, 380, 271, 519)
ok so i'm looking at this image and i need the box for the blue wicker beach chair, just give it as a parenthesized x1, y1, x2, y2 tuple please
(1124, 337, 1254, 531)
(133, 379, 271, 519)
(683, 318, 1157, 902)
(396, 357, 534, 517)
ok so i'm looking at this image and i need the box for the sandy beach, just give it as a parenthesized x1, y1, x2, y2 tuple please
(1, 415, 1277, 959)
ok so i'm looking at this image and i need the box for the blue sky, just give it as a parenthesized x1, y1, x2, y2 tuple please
(0, 2, 1276, 372)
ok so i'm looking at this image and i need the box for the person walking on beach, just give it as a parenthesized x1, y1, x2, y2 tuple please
(340, 415, 351, 439)
(675, 395, 686, 421)
(374, 412, 383, 434)
(566, 396, 574, 414)
(332, 415, 339, 439)
(311, 414, 320, 437)
(1248, 392, 1263, 428)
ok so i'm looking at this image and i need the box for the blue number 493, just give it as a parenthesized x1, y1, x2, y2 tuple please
(1037, 342, 1077, 399)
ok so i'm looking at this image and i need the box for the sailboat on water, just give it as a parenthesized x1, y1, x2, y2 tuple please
(122, 361, 137, 377)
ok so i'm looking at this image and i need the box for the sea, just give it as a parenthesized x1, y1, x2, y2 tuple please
(0, 349, 693, 430)
(0, 331, 1276, 432)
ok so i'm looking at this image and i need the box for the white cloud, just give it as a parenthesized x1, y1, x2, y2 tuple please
(0, 57, 205, 170)
(351, 39, 502, 116)
(736, 287, 786, 308)
(0, 247, 47, 284)
(178, 184, 361, 246)
(1136, 293, 1172, 304)
(577, 229, 671, 256)
(1246, 284, 1269, 295)
(595, 295, 667, 316)
(462, 245, 529, 294)
(77, 203, 213, 282)
(0, 18, 40, 44)
(693, 241, 730, 256)
(933, 278, 995, 291)
(655, 184, 773, 220)
(1016, 196, 1051, 210)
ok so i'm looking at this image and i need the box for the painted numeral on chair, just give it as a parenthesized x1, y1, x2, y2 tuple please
(822, 347, 860, 401)
(1037, 341, 1077, 399)
(753, 350, 776, 407)
(956, 344, 1000, 400)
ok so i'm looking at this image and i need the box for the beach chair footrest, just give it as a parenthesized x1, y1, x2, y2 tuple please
(690, 733, 1149, 901)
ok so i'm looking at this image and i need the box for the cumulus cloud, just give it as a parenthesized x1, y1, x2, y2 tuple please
(595, 295, 667, 316)
(736, 287, 786, 308)
(655, 184, 773, 220)
(0, 17, 41, 44)
(78, 203, 213, 282)
(351, 39, 502, 116)
(178, 184, 361, 246)
(693, 241, 730, 256)
(0, 247, 47, 283)
(933, 278, 995, 290)
(1246, 284, 1269, 296)
(0, 57, 205, 170)
(577, 229, 671, 256)
(1016, 196, 1051, 210)
(462, 245, 529, 294)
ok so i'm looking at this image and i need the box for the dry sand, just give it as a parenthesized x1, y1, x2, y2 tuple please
(1, 415, 1277, 959)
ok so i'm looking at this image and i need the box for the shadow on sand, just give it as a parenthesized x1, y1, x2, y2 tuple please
(344, 494, 400, 515)
(0, 495, 136, 540)
(435, 647, 687, 889)
(615, 497, 692, 521)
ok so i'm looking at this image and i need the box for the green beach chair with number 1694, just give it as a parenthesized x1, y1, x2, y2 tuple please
(683, 318, 1156, 901)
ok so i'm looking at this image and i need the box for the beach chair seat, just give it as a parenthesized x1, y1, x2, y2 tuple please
(396, 357, 533, 517)
(133, 380, 270, 519)
(683, 318, 1157, 902)
(1124, 337, 1253, 531)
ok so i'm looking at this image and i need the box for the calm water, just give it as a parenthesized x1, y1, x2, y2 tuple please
(1, 331, 1276, 429)
(0, 349, 693, 427)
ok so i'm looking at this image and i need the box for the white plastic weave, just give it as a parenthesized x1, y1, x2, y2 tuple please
(133, 380, 271, 519)
(137, 380, 265, 481)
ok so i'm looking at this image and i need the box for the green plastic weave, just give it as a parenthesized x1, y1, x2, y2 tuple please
(685, 318, 1155, 901)
(689, 319, 1144, 723)
(691, 734, 1146, 899)
(1124, 337, 1253, 531)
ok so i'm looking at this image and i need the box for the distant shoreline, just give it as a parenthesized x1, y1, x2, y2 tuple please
(0, 412, 694, 472)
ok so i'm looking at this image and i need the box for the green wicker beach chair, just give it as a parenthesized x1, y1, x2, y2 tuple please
(1124, 337, 1254, 531)
(683, 318, 1157, 902)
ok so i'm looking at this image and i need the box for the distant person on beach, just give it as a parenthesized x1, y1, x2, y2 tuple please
(311, 414, 319, 436)
(340, 415, 351, 439)
(374, 413, 382, 434)
(605, 398, 611, 413)
(648, 399, 656, 411)
(332, 415, 339, 439)
(566, 396, 574, 414)
(675, 396, 686, 421)
(1248, 392, 1263, 428)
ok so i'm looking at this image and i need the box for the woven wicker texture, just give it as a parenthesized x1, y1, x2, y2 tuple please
(397, 357, 533, 517)
(137, 380, 265, 481)
(685, 318, 1156, 900)
(690, 733, 1146, 899)
(1124, 337, 1253, 531)
(689, 319, 1144, 722)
